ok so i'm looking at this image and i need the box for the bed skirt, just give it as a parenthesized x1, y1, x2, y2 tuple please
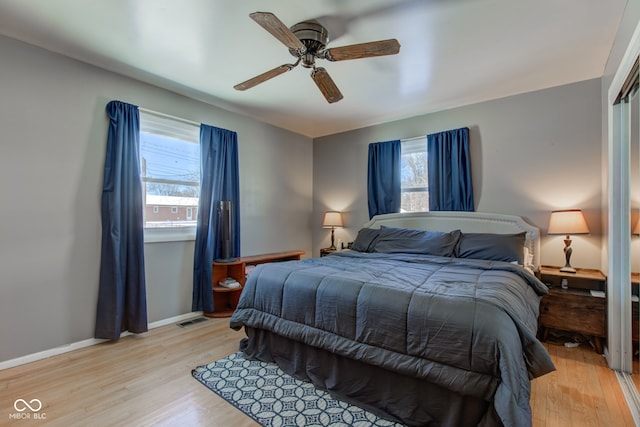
(239, 327, 502, 427)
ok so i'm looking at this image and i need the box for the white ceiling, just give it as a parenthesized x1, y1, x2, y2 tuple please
(0, 0, 628, 138)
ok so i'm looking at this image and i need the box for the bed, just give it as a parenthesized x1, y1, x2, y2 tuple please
(229, 211, 555, 426)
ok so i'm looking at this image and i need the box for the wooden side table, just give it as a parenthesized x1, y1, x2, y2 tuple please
(538, 265, 606, 290)
(205, 250, 305, 318)
(320, 248, 337, 257)
(538, 265, 607, 353)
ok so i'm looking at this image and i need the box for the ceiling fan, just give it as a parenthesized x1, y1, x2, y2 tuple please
(234, 12, 401, 103)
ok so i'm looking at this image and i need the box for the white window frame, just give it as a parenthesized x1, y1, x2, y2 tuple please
(139, 109, 200, 243)
(400, 136, 429, 213)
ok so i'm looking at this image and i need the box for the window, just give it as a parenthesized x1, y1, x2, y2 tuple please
(139, 110, 200, 240)
(400, 137, 428, 212)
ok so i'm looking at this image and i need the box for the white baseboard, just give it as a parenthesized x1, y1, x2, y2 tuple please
(148, 311, 204, 328)
(0, 311, 204, 371)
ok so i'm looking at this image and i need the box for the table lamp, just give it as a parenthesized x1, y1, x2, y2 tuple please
(322, 211, 343, 250)
(547, 209, 589, 273)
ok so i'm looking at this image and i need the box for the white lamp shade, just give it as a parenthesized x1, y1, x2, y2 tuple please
(322, 211, 343, 228)
(548, 209, 589, 235)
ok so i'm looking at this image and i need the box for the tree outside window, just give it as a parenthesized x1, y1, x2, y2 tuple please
(401, 137, 428, 212)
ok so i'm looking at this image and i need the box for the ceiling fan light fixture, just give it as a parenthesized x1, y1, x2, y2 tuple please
(301, 53, 316, 68)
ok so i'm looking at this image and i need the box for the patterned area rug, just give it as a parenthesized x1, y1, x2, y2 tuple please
(192, 352, 405, 427)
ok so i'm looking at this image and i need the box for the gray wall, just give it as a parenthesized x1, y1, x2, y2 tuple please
(313, 79, 603, 269)
(0, 35, 313, 363)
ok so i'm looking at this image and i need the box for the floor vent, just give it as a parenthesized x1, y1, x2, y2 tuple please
(177, 317, 208, 328)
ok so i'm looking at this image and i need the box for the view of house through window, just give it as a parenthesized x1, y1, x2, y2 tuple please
(401, 137, 428, 212)
(139, 110, 200, 229)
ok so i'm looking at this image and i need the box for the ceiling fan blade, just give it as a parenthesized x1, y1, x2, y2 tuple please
(322, 39, 400, 61)
(311, 67, 343, 103)
(234, 63, 296, 91)
(250, 12, 306, 54)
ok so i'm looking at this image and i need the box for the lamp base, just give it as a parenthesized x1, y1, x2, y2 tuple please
(560, 238, 576, 273)
(329, 227, 336, 251)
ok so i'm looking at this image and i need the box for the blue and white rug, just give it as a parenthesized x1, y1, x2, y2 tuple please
(192, 352, 405, 427)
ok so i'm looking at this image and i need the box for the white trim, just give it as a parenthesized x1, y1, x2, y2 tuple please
(139, 109, 200, 146)
(609, 99, 633, 372)
(0, 312, 204, 371)
(616, 370, 640, 426)
(401, 137, 427, 154)
(144, 226, 197, 243)
(401, 135, 426, 143)
(138, 107, 200, 128)
(146, 311, 204, 328)
(607, 19, 640, 373)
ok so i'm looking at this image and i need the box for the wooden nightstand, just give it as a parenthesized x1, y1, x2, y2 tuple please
(538, 266, 607, 353)
(320, 248, 337, 257)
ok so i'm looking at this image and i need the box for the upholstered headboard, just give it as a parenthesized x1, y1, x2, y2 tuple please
(361, 211, 540, 270)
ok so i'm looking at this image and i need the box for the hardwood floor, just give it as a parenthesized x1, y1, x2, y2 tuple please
(0, 318, 635, 426)
(531, 343, 635, 427)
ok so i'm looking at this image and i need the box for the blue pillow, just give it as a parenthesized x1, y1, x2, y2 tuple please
(455, 232, 526, 263)
(373, 226, 461, 257)
(351, 228, 380, 252)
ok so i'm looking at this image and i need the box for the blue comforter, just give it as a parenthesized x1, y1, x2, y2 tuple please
(230, 251, 555, 426)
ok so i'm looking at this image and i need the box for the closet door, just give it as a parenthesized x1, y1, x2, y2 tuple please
(610, 56, 637, 375)
(631, 72, 640, 385)
(617, 57, 640, 383)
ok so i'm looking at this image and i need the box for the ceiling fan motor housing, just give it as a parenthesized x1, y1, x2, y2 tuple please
(289, 21, 329, 67)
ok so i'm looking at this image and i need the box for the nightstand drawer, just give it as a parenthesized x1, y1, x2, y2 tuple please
(320, 248, 337, 257)
(540, 290, 605, 337)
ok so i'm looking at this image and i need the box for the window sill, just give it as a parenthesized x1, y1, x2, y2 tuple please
(144, 227, 196, 243)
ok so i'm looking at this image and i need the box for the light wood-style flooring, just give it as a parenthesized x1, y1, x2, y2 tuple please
(0, 318, 635, 426)
(531, 342, 635, 426)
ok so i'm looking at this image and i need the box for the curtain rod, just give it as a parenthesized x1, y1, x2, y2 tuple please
(138, 107, 200, 127)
